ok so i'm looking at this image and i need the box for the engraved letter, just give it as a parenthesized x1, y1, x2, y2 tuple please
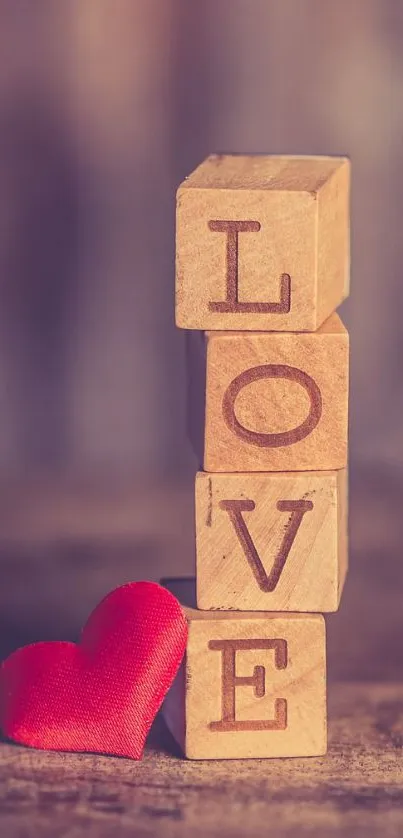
(208, 220, 291, 314)
(222, 364, 322, 447)
(209, 639, 288, 732)
(219, 499, 313, 591)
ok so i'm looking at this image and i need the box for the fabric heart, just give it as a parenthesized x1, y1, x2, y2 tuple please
(0, 581, 187, 759)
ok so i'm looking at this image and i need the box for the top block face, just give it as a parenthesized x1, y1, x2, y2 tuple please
(176, 154, 350, 332)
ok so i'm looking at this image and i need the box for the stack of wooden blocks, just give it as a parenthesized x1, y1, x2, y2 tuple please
(163, 154, 350, 760)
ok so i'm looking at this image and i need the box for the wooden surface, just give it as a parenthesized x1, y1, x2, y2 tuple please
(163, 580, 326, 759)
(1, 684, 403, 838)
(195, 469, 347, 612)
(193, 315, 349, 472)
(0, 465, 402, 836)
(175, 154, 350, 332)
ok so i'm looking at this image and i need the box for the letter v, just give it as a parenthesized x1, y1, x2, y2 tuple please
(219, 499, 313, 592)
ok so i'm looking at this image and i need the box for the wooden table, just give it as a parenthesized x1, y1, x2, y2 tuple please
(0, 465, 402, 837)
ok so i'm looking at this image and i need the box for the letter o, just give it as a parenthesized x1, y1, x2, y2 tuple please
(222, 364, 322, 448)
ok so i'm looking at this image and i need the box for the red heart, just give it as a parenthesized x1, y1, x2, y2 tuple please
(0, 581, 187, 759)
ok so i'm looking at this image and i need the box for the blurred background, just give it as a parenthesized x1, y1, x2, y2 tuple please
(0, 1, 402, 679)
(0, 0, 402, 476)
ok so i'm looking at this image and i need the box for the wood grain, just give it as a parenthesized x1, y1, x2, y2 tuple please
(0, 470, 401, 836)
(1, 683, 403, 838)
(162, 579, 326, 760)
(195, 469, 347, 612)
(188, 314, 349, 472)
(176, 154, 350, 332)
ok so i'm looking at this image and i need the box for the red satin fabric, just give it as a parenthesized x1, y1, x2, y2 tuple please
(0, 581, 187, 760)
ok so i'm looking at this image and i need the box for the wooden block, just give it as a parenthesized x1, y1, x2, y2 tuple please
(176, 154, 350, 332)
(187, 313, 349, 472)
(162, 579, 326, 760)
(195, 468, 348, 613)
